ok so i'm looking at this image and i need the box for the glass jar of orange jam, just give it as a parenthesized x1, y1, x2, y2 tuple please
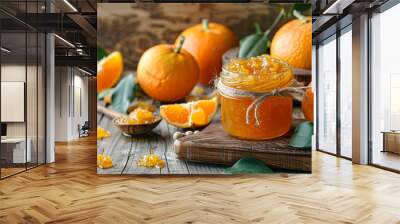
(218, 55, 294, 140)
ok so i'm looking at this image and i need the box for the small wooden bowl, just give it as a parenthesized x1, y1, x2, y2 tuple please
(113, 116, 162, 136)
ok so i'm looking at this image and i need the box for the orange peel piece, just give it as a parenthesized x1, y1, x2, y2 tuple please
(129, 108, 155, 124)
(97, 154, 113, 169)
(97, 127, 111, 139)
(137, 150, 165, 169)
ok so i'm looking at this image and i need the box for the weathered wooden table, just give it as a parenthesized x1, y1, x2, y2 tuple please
(96, 69, 310, 175)
(97, 111, 227, 175)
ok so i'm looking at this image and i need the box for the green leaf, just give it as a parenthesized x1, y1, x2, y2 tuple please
(244, 34, 269, 58)
(97, 47, 108, 61)
(109, 74, 136, 113)
(224, 157, 274, 174)
(239, 33, 264, 58)
(98, 88, 114, 100)
(239, 22, 261, 50)
(289, 121, 313, 148)
(238, 9, 284, 58)
(254, 22, 262, 35)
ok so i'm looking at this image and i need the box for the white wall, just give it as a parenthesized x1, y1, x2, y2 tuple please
(54, 67, 89, 141)
(1, 65, 31, 137)
(54, 67, 69, 141)
(1, 65, 26, 145)
(72, 73, 89, 138)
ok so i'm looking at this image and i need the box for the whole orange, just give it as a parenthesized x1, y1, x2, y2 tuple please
(176, 19, 237, 84)
(137, 37, 199, 102)
(97, 52, 123, 93)
(302, 84, 314, 122)
(270, 17, 312, 69)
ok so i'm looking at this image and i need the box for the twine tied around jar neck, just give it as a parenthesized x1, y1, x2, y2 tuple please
(216, 78, 308, 127)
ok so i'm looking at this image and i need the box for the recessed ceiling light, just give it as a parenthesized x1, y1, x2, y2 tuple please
(54, 34, 75, 48)
(323, 0, 354, 15)
(78, 67, 93, 76)
(1, 47, 11, 53)
(63, 0, 78, 12)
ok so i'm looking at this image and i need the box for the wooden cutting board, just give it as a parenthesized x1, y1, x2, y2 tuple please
(174, 121, 311, 172)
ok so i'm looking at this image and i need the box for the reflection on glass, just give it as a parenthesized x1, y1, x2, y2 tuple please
(1, 31, 27, 177)
(371, 4, 400, 171)
(340, 28, 352, 158)
(0, 0, 46, 178)
(317, 36, 337, 154)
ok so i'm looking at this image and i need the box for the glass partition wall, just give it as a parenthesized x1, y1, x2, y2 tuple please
(315, 0, 400, 172)
(339, 26, 352, 159)
(317, 35, 337, 155)
(315, 25, 353, 159)
(1, 31, 27, 177)
(0, 3, 46, 179)
(370, 3, 400, 171)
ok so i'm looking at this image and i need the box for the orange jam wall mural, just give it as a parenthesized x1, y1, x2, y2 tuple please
(97, 3, 313, 175)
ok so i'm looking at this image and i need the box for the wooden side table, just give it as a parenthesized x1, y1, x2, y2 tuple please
(381, 131, 400, 154)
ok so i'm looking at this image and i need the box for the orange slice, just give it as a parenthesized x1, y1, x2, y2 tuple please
(160, 97, 218, 128)
(97, 51, 123, 93)
(191, 98, 218, 126)
(160, 103, 191, 128)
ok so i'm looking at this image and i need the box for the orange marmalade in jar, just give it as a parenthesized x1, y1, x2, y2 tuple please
(217, 55, 294, 140)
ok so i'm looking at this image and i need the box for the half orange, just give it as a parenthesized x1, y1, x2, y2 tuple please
(97, 51, 123, 93)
